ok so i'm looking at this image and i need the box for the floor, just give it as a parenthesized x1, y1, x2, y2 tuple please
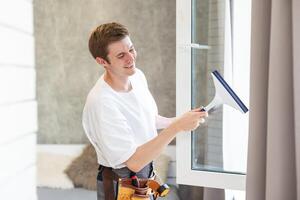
(37, 185, 180, 200)
(37, 187, 97, 200)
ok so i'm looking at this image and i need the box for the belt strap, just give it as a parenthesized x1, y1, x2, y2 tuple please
(101, 166, 119, 200)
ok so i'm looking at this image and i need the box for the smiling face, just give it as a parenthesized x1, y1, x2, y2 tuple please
(96, 36, 137, 78)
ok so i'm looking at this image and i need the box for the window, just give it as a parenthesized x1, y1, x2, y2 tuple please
(176, 0, 251, 198)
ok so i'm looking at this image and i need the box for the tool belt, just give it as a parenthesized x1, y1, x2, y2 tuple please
(98, 163, 170, 200)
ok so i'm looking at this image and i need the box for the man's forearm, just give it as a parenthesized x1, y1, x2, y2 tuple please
(125, 109, 207, 172)
(125, 124, 179, 172)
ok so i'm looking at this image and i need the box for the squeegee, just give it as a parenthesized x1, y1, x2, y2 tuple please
(202, 70, 248, 114)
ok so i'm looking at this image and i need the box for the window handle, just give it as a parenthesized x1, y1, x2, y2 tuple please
(190, 43, 210, 49)
(177, 43, 210, 50)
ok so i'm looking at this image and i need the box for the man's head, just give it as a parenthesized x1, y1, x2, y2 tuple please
(89, 22, 129, 62)
(88, 22, 137, 77)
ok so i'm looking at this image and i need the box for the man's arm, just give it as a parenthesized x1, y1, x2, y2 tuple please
(125, 109, 208, 172)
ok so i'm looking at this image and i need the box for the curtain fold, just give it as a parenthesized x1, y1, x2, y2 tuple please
(246, 0, 299, 199)
(292, 0, 300, 198)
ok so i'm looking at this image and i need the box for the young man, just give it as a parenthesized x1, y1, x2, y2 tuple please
(83, 22, 208, 200)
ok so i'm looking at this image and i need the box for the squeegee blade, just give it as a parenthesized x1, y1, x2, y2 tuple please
(212, 70, 248, 113)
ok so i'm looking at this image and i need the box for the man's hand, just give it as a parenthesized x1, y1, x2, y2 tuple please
(170, 108, 208, 132)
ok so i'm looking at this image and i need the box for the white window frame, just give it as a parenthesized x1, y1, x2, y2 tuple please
(176, 0, 251, 191)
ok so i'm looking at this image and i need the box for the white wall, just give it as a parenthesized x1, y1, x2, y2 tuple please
(0, 0, 37, 199)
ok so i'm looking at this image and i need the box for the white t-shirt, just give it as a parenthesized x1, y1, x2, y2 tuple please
(82, 68, 158, 169)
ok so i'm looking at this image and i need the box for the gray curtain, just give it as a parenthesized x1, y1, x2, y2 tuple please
(246, 0, 300, 199)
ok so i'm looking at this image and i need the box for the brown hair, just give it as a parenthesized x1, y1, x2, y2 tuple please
(88, 22, 129, 62)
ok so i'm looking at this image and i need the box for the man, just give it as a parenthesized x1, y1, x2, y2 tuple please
(82, 22, 208, 200)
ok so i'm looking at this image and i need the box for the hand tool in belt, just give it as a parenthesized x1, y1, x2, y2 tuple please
(99, 165, 170, 200)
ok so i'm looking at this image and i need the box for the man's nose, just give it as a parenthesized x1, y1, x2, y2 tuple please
(126, 52, 135, 64)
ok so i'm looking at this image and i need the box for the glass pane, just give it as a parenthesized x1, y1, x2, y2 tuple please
(191, 0, 246, 175)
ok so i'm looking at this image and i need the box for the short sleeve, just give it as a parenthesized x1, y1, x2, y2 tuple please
(86, 98, 137, 168)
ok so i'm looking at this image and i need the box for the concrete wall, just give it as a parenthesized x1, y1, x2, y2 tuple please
(34, 0, 176, 143)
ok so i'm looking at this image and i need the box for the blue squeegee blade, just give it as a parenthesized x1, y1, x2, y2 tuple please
(212, 70, 248, 113)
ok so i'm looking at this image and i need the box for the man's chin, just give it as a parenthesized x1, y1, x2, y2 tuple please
(128, 67, 136, 76)
(126, 66, 136, 75)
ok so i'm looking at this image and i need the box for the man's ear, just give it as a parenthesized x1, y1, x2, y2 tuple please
(95, 57, 108, 66)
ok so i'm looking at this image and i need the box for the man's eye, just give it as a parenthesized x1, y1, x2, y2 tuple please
(117, 54, 124, 58)
(129, 48, 134, 52)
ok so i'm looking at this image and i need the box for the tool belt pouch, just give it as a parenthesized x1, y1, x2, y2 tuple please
(117, 178, 152, 200)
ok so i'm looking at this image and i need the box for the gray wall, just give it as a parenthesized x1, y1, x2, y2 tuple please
(34, 0, 176, 143)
